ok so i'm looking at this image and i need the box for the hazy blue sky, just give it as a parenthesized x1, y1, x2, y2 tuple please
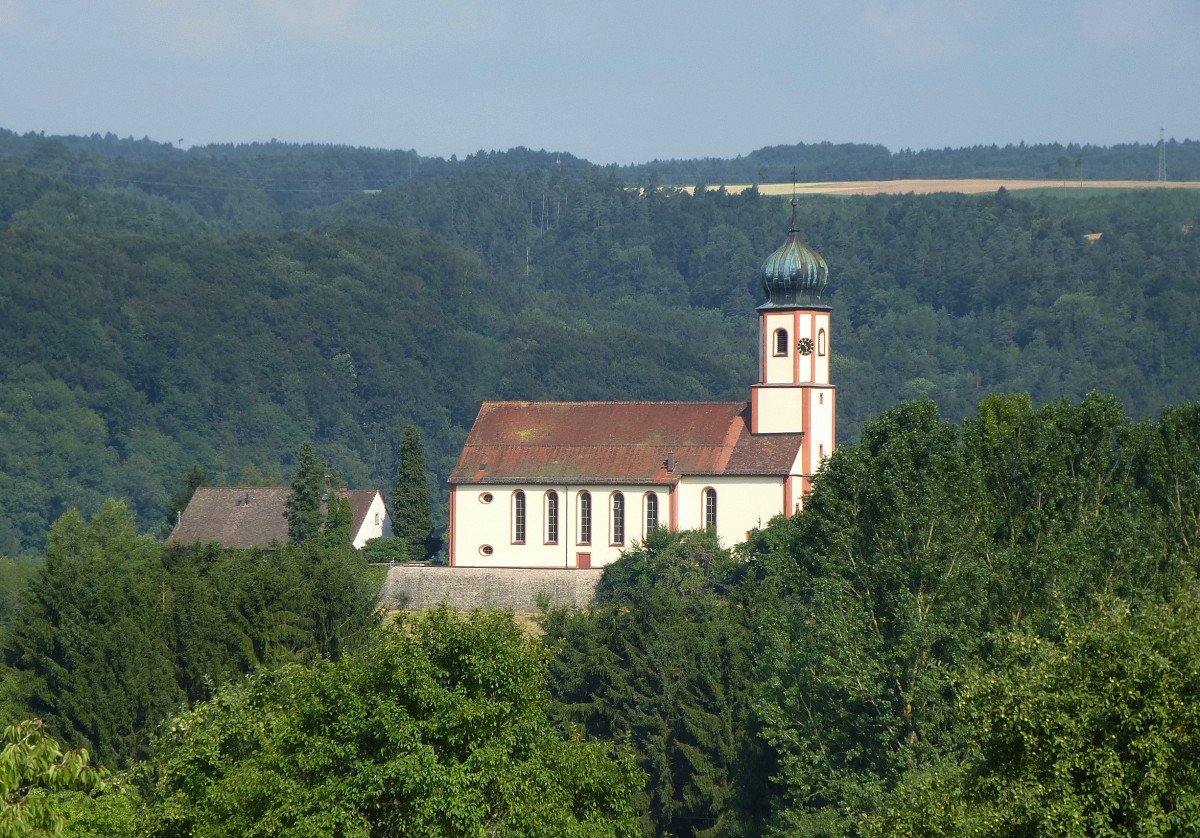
(2, 0, 1197, 164)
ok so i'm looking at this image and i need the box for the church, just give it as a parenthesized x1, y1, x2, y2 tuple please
(447, 200, 836, 568)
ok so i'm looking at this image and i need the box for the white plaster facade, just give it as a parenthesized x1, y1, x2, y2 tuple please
(351, 490, 393, 549)
(451, 474, 791, 569)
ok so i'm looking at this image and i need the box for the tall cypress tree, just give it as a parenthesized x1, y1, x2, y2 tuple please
(393, 426, 434, 560)
(285, 441, 324, 545)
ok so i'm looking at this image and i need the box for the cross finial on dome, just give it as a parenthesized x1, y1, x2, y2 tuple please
(789, 168, 799, 231)
(759, 181, 829, 309)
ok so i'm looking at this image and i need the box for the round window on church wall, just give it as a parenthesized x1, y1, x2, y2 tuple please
(480, 492, 494, 504)
(479, 544, 494, 556)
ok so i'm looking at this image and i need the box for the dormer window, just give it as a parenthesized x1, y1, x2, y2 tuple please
(773, 328, 789, 356)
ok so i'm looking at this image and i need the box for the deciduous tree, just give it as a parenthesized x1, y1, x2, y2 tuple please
(0, 719, 105, 838)
(867, 586, 1200, 836)
(142, 608, 641, 837)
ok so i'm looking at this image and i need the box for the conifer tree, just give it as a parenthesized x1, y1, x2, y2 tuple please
(393, 426, 433, 560)
(163, 464, 209, 533)
(322, 493, 354, 549)
(4, 501, 182, 768)
(285, 441, 324, 545)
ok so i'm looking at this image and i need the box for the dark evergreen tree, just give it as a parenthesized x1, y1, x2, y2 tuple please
(322, 493, 353, 550)
(3, 501, 183, 768)
(545, 529, 763, 837)
(161, 464, 209, 536)
(284, 442, 324, 545)
(392, 426, 434, 560)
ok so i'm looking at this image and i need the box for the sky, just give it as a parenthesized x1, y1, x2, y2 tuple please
(1, 0, 1198, 165)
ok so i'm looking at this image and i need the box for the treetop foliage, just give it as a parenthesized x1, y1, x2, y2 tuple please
(284, 441, 324, 544)
(141, 607, 642, 837)
(0, 391, 1197, 835)
(2, 501, 380, 769)
(540, 391, 1200, 836)
(0, 719, 105, 838)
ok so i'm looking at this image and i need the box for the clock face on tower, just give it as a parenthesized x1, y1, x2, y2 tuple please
(797, 337, 814, 356)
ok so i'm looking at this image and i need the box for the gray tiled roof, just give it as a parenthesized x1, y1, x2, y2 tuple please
(167, 486, 384, 548)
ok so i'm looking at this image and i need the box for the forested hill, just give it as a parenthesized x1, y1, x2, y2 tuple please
(616, 139, 1200, 185)
(1, 151, 1199, 555)
(3, 127, 1198, 213)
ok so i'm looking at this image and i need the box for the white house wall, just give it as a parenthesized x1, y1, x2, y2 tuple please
(352, 492, 392, 549)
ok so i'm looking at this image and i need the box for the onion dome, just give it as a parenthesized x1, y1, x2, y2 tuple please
(759, 198, 829, 308)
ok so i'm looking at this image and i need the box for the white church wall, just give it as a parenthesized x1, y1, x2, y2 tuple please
(813, 310, 831, 383)
(762, 311, 795, 384)
(452, 484, 669, 568)
(806, 388, 836, 475)
(754, 386, 805, 434)
(675, 475, 784, 546)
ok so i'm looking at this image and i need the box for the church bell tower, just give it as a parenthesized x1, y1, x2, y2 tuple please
(750, 197, 836, 497)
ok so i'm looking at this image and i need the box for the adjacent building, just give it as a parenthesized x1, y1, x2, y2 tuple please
(168, 486, 391, 549)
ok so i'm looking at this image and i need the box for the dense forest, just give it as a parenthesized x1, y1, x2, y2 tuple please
(4, 394, 1200, 835)
(1, 129, 1199, 555)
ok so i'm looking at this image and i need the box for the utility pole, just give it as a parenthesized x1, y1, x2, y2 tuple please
(1158, 126, 1167, 183)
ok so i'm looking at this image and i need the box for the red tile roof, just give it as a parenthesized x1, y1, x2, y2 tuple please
(449, 401, 803, 485)
(167, 486, 384, 548)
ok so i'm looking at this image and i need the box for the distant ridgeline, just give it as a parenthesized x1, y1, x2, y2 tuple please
(1, 127, 1197, 204)
(613, 139, 1200, 186)
(1, 126, 1199, 556)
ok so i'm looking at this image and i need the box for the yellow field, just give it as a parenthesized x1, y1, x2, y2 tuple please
(688, 179, 1200, 196)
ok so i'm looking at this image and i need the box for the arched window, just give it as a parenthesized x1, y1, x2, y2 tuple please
(645, 492, 659, 535)
(817, 328, 826, 357)
(611, 492, 625, 545)
(578, 491, 592, 545)
(703, 488, 717, 530)
(546, 491, 559, 544)
(512, 491, 526, 544)
(773, 328, 789, 357)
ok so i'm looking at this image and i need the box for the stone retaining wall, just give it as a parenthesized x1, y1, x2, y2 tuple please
(382, 565, 603, 612)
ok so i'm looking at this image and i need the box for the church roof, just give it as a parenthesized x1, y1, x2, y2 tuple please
(449, 401, 803, 485)
(167, 486, 384, 549)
